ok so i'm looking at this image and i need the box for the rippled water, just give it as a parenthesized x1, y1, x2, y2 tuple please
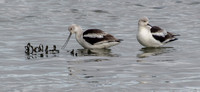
(1, 0, 200, 92)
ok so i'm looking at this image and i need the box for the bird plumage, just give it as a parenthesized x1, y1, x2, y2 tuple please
(150, 26, 178, 43)
(83, 29, 121, 45)
(62, 24, 122, 49)
(137, 17, 179, 47)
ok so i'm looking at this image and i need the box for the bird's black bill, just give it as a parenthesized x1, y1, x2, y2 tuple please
(61, 33, 72, 49)
(147, 24, 152, 27)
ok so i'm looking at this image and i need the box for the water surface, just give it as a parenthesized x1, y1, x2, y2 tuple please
(0, 0, 200, 92)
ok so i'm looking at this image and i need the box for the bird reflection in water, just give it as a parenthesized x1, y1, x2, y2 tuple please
(68, 49, 119, 57)
(137, 47, 174, 58)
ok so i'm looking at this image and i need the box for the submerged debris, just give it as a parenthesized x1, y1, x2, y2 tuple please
(25, 43, 59, 59)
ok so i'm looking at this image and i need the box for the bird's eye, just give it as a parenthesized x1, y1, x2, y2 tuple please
(143, 20, 146, 22)
(69, 27, 73, 30)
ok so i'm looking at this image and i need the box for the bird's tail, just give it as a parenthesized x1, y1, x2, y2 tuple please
(116, 39, 123, 42)
(169, 34, 180, 42)
(173, 34, 180, 36)
(165, 37, 178, 43)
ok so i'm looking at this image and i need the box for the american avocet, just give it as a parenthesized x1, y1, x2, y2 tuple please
(62, 24, 123, 49)
(137, 17, 179, 47)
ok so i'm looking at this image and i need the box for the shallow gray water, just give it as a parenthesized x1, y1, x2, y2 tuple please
(0, 0, 200, 92)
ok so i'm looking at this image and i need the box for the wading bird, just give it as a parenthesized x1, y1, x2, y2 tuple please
(137, 17, 179, 47)
(62, 24, 123, 49)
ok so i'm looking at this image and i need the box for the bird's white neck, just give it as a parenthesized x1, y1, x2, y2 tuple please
(74, 28, 85, 47)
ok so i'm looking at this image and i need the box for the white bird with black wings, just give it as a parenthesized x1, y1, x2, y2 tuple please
(137, 17, 179, 47)
(62, 24, 123, 49)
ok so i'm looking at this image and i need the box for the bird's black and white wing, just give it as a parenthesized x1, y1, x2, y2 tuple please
(83, 29, 122, 45)
(150, 26, 178, 43)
